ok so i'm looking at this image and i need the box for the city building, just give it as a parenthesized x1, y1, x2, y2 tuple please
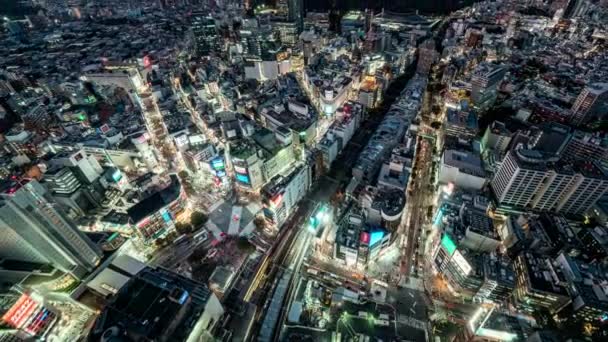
(230, 131, 296, 192)
(481, 121, 513, 155)
(191, 13, 219, 56)
(439, 150, 487, 191)
(333, 209, 391, 270)
(554, 253, 608, 323)
(89, 266, 224, 342)
(360, 187, 406, 232)
(470, 63, 506, 110)
(434, 234, 484, 298)
(475, 254, 516, 304)
(0, 178, 102, 278)
(562, 130, 608, 166)
(570, 83, 608, 126)
(444, 108, 479, 140)
(513, 252, 571, 314)
(126, 174, 186, 243)
(42, 166, 94, 217)
(48, 150, 103, 184)
(287, 0, 303, 32)
(416, 39, 438, 74)
(261, 163, 311, 230)
(377, 144, 412, 191)
(576, 226, 608, 263)
(0, 290, 59, 339)
(341, 11, 365, 34)
(458, 206, 501, 253)
(491, 149, 608, 215)
(462, 306, 530, 342)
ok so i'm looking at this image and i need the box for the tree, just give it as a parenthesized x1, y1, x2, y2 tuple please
(155, 237, 168, 248)
(236, 237, 255, 254)
(254, 217, 266, 231)
(191, 211, 208, 228)
(178, 170, 189, 180)
(175, 222, 193, 235)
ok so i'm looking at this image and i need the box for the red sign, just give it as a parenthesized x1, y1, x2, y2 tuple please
(270, 193, 283, 208)
(360, 232, 370, 244)
(2, 294, 38, 329)
(143, 55, 152, 69)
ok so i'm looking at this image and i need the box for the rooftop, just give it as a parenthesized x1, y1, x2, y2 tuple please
(126, 174, 182, 223)
(90, 267, 213, 342)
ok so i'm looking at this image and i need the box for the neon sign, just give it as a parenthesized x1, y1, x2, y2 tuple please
(441, 234, 457, 256)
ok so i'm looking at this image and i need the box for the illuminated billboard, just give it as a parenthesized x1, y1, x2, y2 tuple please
(441, 234, 457, 256)
(270, 193, 283, 208)
(2, 294, 38, 329)
(234, 165, 247, 174)
(236, 173, 250, 184)
(111, 169, 122, 182)
(161, 210, 172, 223)
(360, 232, 370, 244)
(369, 231, 385, 246)
(210, 157, 225, 171)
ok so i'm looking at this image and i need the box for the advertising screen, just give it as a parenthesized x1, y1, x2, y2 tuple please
(236, 173, 250, 184)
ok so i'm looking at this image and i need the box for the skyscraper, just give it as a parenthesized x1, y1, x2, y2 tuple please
(0, 178, 102, 278)
(570, 83, 608, 126)
(288, 0, 304, 33)
(491, 149, 608, 215)
(191, 12, 219, 56)
(471, 62, 506, 109)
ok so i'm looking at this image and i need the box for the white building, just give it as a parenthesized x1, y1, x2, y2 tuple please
(491, 149, 608, 215)
(261, 164, 311, 229)
(439, 150, 487, 191)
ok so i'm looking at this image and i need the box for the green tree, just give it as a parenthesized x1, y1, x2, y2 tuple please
(178, 170, 189, 180)
(175, 222, 193, 235)
(155, 237, 168, 248)
(236, 237, 255, 254)
(254, 217, 266, 231)
(191, 211, 208, 228)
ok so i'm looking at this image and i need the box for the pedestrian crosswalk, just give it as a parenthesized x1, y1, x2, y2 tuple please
(397, 315, 426, 330)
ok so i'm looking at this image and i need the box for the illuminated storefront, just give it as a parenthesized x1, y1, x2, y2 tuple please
(1, 293, 58, 339)
(127, 174, 186, 243)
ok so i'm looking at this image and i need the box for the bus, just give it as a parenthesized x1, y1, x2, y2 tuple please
(193, 229, 208, 243)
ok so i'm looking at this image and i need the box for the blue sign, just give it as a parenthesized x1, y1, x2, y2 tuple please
(369, 231, 385, 246)
(211, 157, 225, 171)
(236, 173, 250, 184)
(162, 211, 172, 222)
(178, 290, 189, 305)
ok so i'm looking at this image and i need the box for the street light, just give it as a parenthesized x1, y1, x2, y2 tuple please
(367, 313, 375, 325)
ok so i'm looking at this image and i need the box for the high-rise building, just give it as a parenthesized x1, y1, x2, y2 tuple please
(471, 62, 506, 109)
(288, 0, 304, 32)
(491, 149, 608, 215)
(191, 13, 219, 56)
(563, 130, 608, 166)
(564, 0, 590, 18)
(416, 39, 438, 74)
(261, 163, 311, 230)
(89, 266, 224, 342)
(570, 83, 608, 126)
(513, 252, 571, 314)
(0, 178, 102, 278)
(273, 21, 298, 47)
(49, 150, 103, 184)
